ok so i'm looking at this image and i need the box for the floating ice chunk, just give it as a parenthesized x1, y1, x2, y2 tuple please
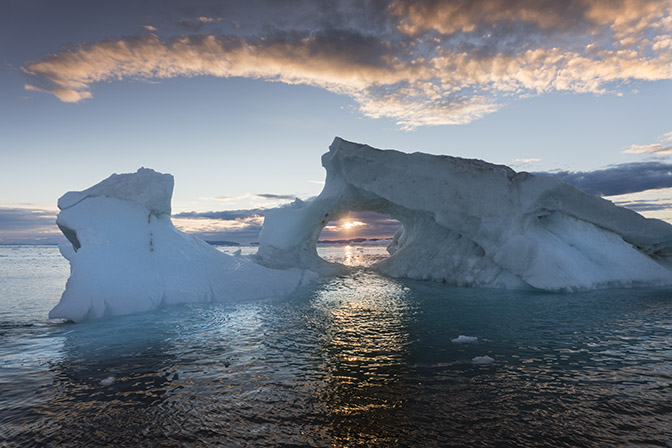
(452, 335, 478, 344)
(472, 356, 495, 365)
(100, 376, 116, 386)
(50, 168, 314, 322)
(258, 137, 672, 291)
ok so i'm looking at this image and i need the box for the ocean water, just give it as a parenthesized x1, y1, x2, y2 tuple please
(1, 245, 672, 447)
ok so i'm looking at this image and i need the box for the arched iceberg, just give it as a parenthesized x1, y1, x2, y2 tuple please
(51, 168, 312, 322)
(257, 138, 672, 291)
(51, 138, 672, 322)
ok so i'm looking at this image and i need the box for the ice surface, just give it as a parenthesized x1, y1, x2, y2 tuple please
(258, 137, 672, 291)
(472, 356, 495, 365)
(50, 168, 312, 322)
(100, 376, 116, 386)
(452, 335, 478, 344)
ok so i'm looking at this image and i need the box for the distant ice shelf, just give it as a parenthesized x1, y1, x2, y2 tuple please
(51, 138, 672, 322)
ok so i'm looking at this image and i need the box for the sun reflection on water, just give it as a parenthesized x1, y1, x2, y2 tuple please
(308, 270, 416, 444)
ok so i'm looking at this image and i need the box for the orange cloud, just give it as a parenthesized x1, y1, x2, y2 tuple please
(21, 1, 672, 129)
(624, 131, 672, 154)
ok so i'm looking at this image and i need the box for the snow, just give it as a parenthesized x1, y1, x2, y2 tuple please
(258, 137, 672, 291)
(50, 168, 313, 322)
(452, 335, 478, 344)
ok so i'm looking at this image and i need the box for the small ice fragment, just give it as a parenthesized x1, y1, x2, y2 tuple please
(100, 376, 116, 386)
(472, 356, 494, 364)
(452, 335, 478, 344)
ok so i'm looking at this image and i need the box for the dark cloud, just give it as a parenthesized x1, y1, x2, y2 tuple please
(174, 208, 266, 220)
(255, 193, 296, 200)
(0, 207, 63, 244)
(535, 162, 672, 196)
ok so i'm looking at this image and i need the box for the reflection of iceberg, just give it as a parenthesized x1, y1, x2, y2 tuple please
(51, 168, 311, 322)
(258, 138, 672, 291)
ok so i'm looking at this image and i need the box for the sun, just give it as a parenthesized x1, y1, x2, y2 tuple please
(341, 220, 365, 230)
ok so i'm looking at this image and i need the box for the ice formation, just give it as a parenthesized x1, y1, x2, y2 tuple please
(258, 137, 672, 291)
(51, 168, 312, 322)
(472, 356, 495, 365)
(452, 336, 478, 344)
(52, 138, 672, 322)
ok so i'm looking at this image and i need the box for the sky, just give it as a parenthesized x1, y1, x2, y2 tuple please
(1, 0, 672, 244)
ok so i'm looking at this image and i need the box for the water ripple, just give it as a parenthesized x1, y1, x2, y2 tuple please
(1, 247, 672, 446)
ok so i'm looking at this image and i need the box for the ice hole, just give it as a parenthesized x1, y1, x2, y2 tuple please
(316, 211, 402, 267)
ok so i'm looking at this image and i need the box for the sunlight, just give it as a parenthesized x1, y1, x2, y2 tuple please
(343, 220, 365, 230)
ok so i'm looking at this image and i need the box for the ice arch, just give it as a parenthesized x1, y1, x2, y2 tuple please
(257, 138, 672, 291)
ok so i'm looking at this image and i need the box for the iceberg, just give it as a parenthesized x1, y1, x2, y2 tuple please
(452, 335, 478, 344)
(51, 138, 672, 322)
(258, 138, 672, 291)
(51, 168, 312, 322)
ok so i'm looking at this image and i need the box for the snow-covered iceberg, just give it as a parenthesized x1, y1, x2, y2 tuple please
(257, 138, 672, 291)
(51, 168, 312, 322)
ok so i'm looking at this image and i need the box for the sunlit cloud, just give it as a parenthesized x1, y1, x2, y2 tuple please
(613, 197, 672, 212)
(143, 25, 157, 32)
(624, 143, 672, 155)
(602, 187, 672, 223)
(172, 208, 266, 243)
(197, 17, 222, 24)
(512, 157, 542, 168)
(324, 220, 366, 232)
(321, 212, 400, 240)
(21, 0, 672, 128)
(623, 131, 672, 155)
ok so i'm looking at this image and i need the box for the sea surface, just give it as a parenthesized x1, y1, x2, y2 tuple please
(1, 245, 672, 447)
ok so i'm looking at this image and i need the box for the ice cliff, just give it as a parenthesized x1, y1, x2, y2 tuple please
(51, 168, 312, 322)
(257, 138, 672, 291)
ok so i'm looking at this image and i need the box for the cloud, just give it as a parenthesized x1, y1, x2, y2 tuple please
(624, 144, 672, 155)
(21, 0, 672, 128)
(512, 157, 542, 168)
(535, 162, 672, 196)
(174, 208, 267, 221)
(255, 193, 296, 200)
(612, 198, 672, 212)
(197, 17, 222, 24)
(623, 131, 672, 154)
(144, 25, 157, 32)
(172, 207, 266, 243)
(0, 207, 64, 244)
(208, 194, 256, 202)
(389, 0, 671, 40)
(173, 208, 401, 242)
(321, 211, 401, 240)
